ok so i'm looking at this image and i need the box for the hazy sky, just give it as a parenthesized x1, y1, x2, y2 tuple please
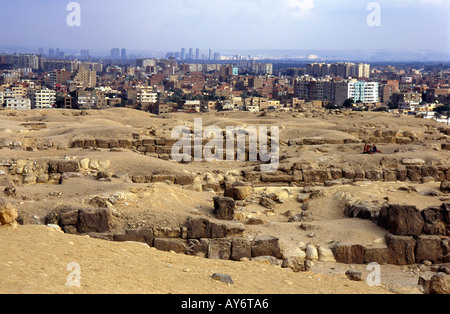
(0, 0, 449, 54)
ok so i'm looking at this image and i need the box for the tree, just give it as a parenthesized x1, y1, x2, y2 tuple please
(434, 104, 450, 114)
(342, 98, 354, 108)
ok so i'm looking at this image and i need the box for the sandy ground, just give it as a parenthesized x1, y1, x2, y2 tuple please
(0, 224, 396, 295)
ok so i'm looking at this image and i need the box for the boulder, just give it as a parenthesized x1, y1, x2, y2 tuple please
(211, 223, 227, 238)
(186, 239, 209, 258)
(402, 158, 425, 166)
(429, 273, 450, 295)
(297, 193, 310, 203)
(345, 270, 364, 282)
(77, 208, 111, 234)
(208, 238, 232, 260)
(0, 199, 18, 226)
(225, 185, 253, 201)
(212, 273, 234, 285)
(318, 246, 336, 262)
(415, 236, 444, 264)
(251, 235, 282, 259)
(58, 161, 80, 173)
(385, 234, 416, 265)
(186, 218, 211, 239)
(441, 181, 450, 193)
(421, 206, 448, 235)
(305, 244, 318, 261)
(333, 244, 365, 264)
(302, 170, 327, 183)
(89, 197, 113, 209)
(230, 237, 252, 261)
(344, 203, 380, 220)
(153, 238, 187, 254)
(259, 196, 276, 210)
(377, 204, 424, 236)
(281, 257, 311, 272)
(174, 174, 195, 186)
(213, 196, 235, 220)
(114, 229, 154, 246)
(364, 246, 389, 265)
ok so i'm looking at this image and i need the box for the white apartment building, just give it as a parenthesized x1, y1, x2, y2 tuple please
(348, 81, 379, 103)
(5, 98, 31, 110)
(137, 87, 157, 105)
(334, 80, 379, 106)
(31, 89, 56, 109)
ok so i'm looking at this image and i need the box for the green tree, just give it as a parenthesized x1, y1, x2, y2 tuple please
(342, 98, 354, 108)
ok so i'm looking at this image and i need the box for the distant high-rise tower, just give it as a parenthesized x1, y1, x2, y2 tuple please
(196, 48, 200, 60)
(188, 48, 193, 60)
(80, 50, 90, 60)
(181, 48, 186, 60)
(121, 48, 127, 60)
(49, 49, 55, 58)
(209, 48, 213, 60)
(111, 48, 120, 59)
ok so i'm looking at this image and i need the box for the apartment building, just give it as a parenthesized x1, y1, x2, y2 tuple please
(5, 98, 31, 110)
(31, 89, 56, 109)
(294, 76, 333, 102)
(76, 90, 107, 110)
(348, 81, 379, 104)
(136, 86, 157, 106)
(72, 70, 97, 88)
(307, 62, 370, 78)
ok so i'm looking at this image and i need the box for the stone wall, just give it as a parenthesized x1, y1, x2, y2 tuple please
(335, 203, 450, 265)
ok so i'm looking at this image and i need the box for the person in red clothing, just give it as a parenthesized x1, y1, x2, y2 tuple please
(363, 143, 371, 154)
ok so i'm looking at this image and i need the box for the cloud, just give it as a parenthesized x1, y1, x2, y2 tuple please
(286, 0, 315, 18)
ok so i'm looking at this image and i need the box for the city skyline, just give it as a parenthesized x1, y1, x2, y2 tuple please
(0, 0, 449, 57)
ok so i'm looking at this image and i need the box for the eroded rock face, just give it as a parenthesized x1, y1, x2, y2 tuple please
(377, 204, 424, 236)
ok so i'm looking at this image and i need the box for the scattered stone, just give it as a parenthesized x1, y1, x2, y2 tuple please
(251, 256, 279, 265)
(89, 197, 114, 209)
(297, 193, 310, 203)
(318, 246, 336, 262)
(429, 273, 450, 294)
(305, 244, 319, 261)
(441, 181, 450, 194)
(259, 196, 276, 209)
(281, 257, 311, 272)
(4, 187, 17, 198)
(213, 196, 235, 220)
(401, 158, 425, 166)
(0, 198, 18, 226)
(212, 273, 234, 285)
(345, 270, 364, 282)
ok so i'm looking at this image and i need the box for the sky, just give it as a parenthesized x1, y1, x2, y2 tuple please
(0, 0, 449, 55)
